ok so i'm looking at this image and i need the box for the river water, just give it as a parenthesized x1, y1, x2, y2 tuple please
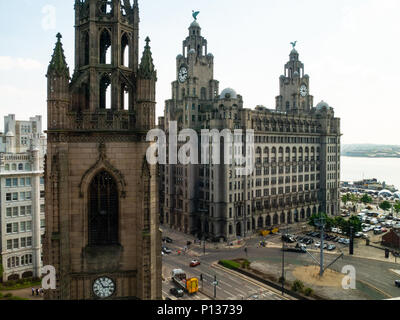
(341, 156, 400, 190)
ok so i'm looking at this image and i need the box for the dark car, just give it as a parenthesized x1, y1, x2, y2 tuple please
(395, 280, 400, 288)
(170, 288, 184, 297)
(162, 237, 173, 243)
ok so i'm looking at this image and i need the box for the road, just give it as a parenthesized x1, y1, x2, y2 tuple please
(161, 226, 400, 300)
(161, 227, 287, 301)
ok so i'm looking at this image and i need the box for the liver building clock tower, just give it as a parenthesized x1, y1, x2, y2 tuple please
(163, 15, 219, 235)
(44, 0, 161, 300)
(276, 45, 314, 114)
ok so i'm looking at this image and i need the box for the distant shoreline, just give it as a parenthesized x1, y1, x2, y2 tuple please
(341, 154, 400, 159)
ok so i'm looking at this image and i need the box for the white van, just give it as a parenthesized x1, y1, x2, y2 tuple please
(370, 218, 378, 225)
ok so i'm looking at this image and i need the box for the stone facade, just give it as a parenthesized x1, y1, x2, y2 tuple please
(43, 0, 161, 300)
(160, 20, 341, 242)
(0, 117, 45, 282)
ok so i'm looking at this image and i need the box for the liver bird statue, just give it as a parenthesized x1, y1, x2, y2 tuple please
(192, 10, 200, 20)
(290, 41, 298, 49)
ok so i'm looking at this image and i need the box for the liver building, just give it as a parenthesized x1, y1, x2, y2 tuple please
(44, 0, 161, 299)
(159, 17, 341, 241)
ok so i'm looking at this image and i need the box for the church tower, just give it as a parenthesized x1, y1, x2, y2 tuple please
(44, 0, 161, 300)
(276, 45, 314, 114)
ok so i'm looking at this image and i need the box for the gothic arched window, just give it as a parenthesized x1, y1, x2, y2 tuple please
(121, 33, 129, 67)
(100, 29, 112, 64)
(83, 32, 90, 66)
(88, 171, 119, 246)
(100, 74, 111, 109)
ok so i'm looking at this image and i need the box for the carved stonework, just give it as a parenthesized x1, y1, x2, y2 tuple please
(79, 143, 127, 198)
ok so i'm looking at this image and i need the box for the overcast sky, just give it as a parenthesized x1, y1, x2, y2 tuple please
(0, 0, 399, 145)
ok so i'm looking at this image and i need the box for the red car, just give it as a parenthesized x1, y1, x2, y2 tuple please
(190, 260, 201, 267)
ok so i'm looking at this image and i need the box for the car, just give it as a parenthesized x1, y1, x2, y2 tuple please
(381, 228, 388, 233)
(170, 288, 184, 297)
(395, 280, 400, 288)
(343, 239, 350, 245)
(327, 244, 336, 251)
(162, 247, 172, 254)
(323, 243, 328, 249)
(162, 237, 173, 243)
(315, 242, 321, 248)
(190, 260, 201, 267)
(362, 233, 370, 239)
(331, 228, 338, 233)
(338, 238, 345, 244)
(333, 236, 340, 242)
(282, 234, 296, 243)
(355, 232, 363, 238)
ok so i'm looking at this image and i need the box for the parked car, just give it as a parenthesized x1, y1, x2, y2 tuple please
(331, 228, 338, 233)
(355, 232, 363, 238)
(315, 242, 321, 248)
(162, 237, 173, 243)
(327, 244, 336, 251)
(190, 260, 201, 267)
(282, 234, 296, 243)
(323, 243, 328, 249)
(170, 287, 184, 297)
(162, 247, 172, 254)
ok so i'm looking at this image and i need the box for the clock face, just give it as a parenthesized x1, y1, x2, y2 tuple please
(300, 85, 308, 97)
(178, 66, 188, 83)
(93, 277, 115, 299)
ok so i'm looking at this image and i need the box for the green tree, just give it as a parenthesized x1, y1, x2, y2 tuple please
(341, 193, 351, 206)
(342, 216, 362, 236)
(360, 194, 373, 205)
(333, 216, 346, 230)
(394, 201, 400, 215)
(379, 201, 392, 212)
(308, 212, 334, 230)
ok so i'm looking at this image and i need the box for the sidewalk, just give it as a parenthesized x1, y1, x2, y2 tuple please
(0, 286, 43, 300)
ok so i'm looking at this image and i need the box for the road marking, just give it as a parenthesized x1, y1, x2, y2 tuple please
(219, 280, 233, 288)
(234, 288, 247, 295)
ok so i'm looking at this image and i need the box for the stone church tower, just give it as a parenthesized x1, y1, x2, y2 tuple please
(43, 0, 161, 300)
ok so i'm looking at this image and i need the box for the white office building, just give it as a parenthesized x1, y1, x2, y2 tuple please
(0, 115, 46, 282)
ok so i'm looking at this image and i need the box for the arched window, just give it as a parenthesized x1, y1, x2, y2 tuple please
(18, 164, 23, 171)
(100, 74, 111, 109)
(100, 29, 112, 64)
(12, 164, 17, 171)
(121, 83, 129, 110)
(88, 171, 119, 246)
(121, 33, 129, 67)
(83, 31, 90, 66)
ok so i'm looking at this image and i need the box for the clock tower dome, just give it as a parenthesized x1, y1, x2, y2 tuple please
(166, 17, 219, 129)
(276, 45, 314, 114)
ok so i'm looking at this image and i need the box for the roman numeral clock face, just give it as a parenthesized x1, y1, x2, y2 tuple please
(93, 277, 115, 299)
(178, 66, 188, 83)
(300, 85, 308, 97)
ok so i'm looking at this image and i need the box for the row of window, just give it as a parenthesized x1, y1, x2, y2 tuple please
(5, 177, 32, 188)
(5, 205, 33, 218)
(5, 190, 44, 202)
(4, 163, 31, 171)
(6, 192, 32, 201)
(6, 254, 33, 269)
(6, 221, 32, 234)
(6, 237, 33, 250)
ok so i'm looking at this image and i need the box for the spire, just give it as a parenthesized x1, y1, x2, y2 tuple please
(47, 33, 70, 78)
(138, 37, 157, 80)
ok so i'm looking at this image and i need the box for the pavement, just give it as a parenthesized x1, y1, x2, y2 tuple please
(0, 286, 43, 300)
